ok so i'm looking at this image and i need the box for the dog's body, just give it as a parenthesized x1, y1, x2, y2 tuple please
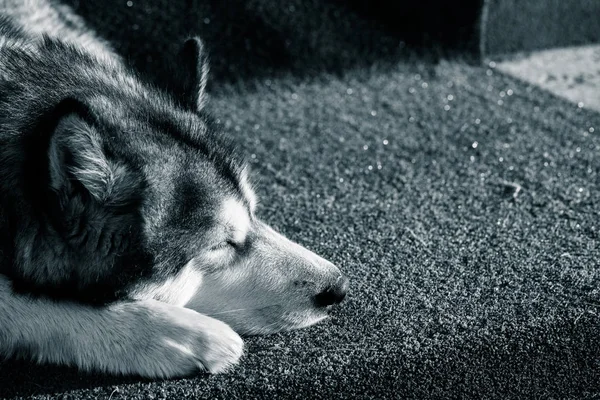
(0, 0, 347, 378)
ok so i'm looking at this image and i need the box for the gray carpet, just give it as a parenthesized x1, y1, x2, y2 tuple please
(1, 1, 599, 398)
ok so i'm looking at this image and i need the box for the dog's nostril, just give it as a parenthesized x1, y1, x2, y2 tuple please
(313, 275, 349, 307)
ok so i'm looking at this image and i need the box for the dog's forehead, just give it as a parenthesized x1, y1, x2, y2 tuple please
(154, 111, 254, 209)
(103, 103, 257, 225)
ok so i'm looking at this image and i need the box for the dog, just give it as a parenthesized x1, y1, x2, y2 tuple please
(0, 0, 348, 378)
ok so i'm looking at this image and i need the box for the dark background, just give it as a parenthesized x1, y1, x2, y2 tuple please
(61, 0, 484, 85)
(1, 1, 600, 399)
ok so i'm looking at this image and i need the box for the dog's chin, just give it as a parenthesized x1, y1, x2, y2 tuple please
(230, 308, 330, 336)
(282, 310, 330, 331)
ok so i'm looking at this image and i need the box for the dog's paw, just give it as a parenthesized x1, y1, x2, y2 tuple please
(115, 300, 244, 377)
(3, 290, 244, 378)
(49, 299, 246, 378)
(190, 313, 245, 374)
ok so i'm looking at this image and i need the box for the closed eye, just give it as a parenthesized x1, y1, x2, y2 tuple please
(211, 239, 240, 251)
(226, 239, 240, 249)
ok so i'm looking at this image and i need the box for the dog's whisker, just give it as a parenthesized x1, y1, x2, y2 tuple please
(207, 308, 252, 316)
(253, 320, 284, 334)
(207, 304, 284, 317)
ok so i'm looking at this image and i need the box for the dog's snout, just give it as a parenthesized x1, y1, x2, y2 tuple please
(313, 275, 349, 307)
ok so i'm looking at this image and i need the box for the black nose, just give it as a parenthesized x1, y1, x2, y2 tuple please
(313, 275, 349, 307)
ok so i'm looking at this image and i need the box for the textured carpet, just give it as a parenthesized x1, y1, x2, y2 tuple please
(1, 1, 599, 399)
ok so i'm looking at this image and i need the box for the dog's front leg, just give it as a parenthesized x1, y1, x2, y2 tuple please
(0, 275, 243, 378)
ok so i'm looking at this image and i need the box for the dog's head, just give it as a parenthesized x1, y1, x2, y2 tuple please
(20, 38, 347, 334)
(182, 202, 349, 335)
(131, 157, 348, 334)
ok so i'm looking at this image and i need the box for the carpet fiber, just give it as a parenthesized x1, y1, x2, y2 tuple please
(1, 1, 599, 399)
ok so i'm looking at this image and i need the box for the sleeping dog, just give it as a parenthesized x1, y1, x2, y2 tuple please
(0, 0, 348, 378)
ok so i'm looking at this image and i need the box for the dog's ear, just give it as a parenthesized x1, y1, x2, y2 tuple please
(47, 99, 133, 204)
(172, 37, 210, 112)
